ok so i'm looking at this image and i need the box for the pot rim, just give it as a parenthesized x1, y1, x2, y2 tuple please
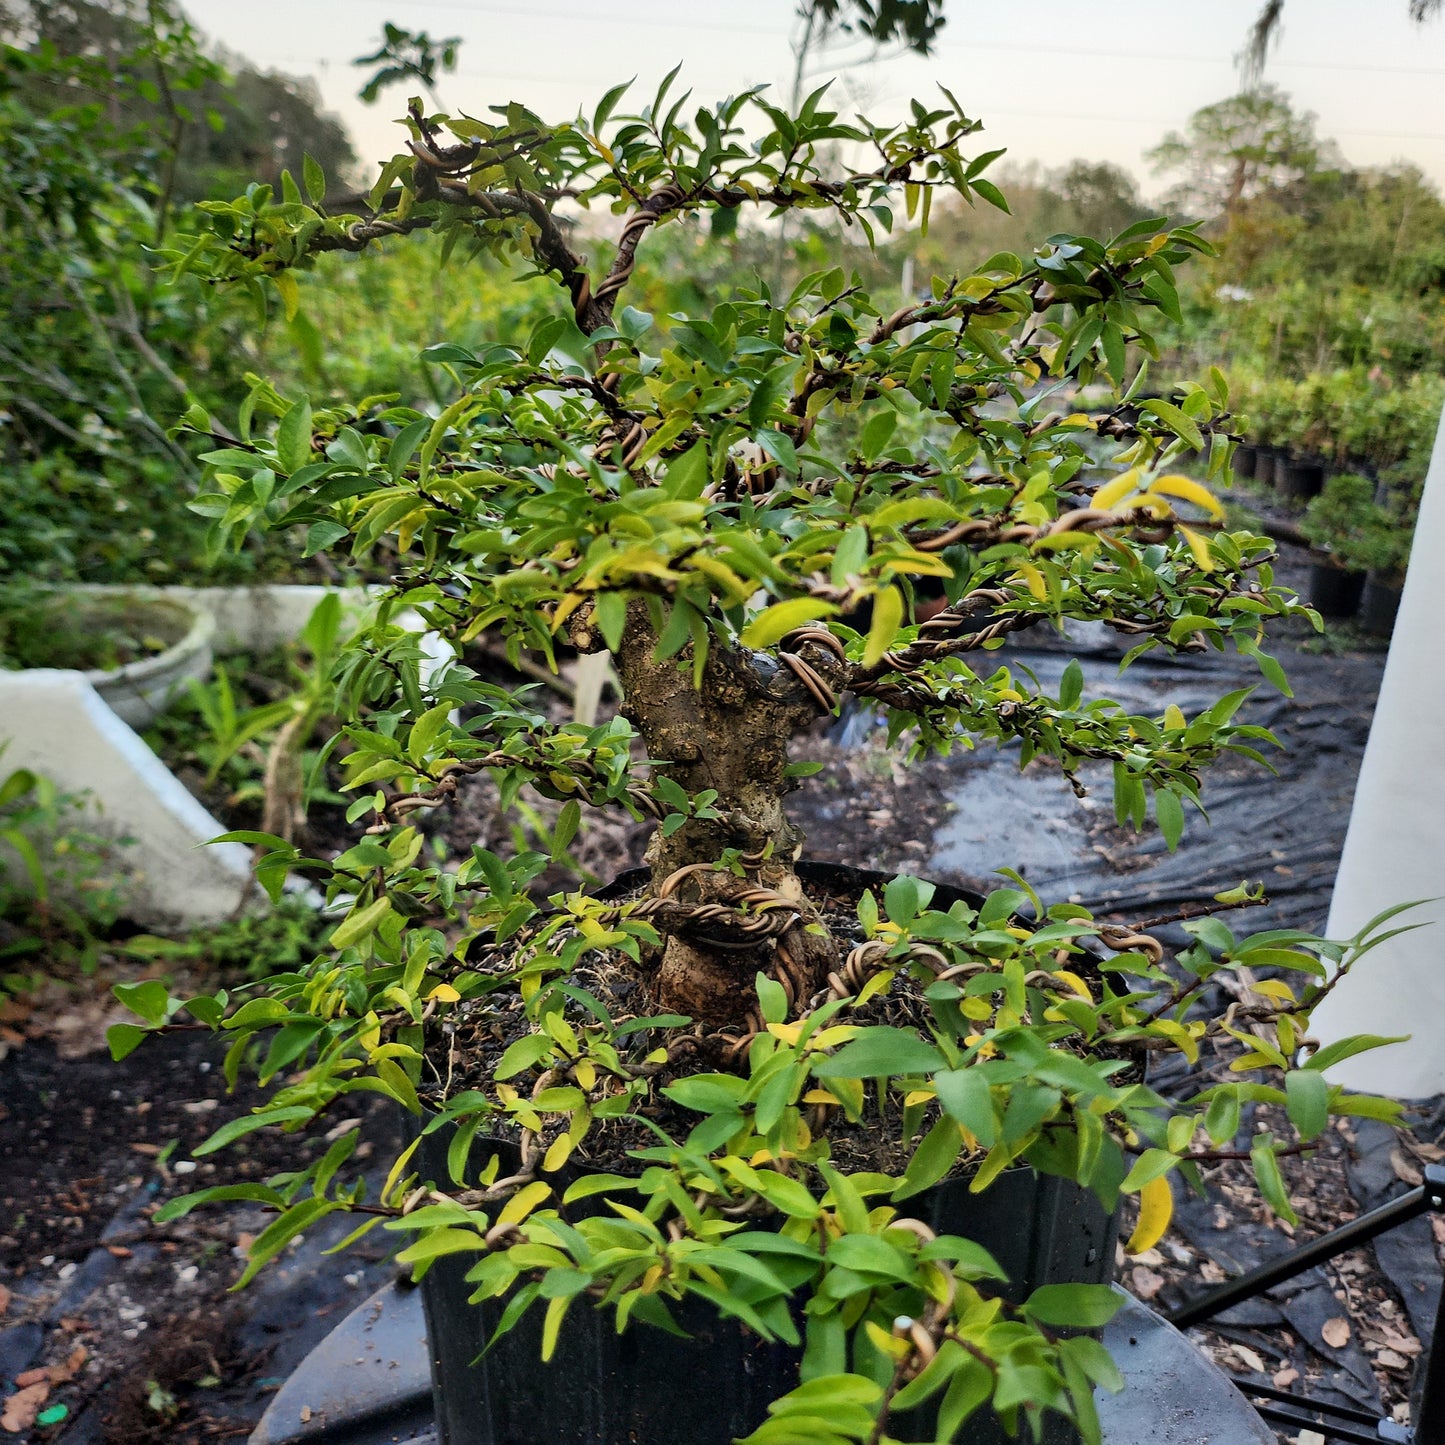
(69, 594, 216, 686)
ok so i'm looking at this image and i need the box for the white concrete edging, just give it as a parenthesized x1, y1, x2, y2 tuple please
(0, 585, 436, 929)
(1314, 403, 1445, 1098)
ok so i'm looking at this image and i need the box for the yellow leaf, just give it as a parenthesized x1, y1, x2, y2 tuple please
(802, 1088, 838, 1105)
(1149, 473, 1223, 519)
(381, 1137, 421, 1207)
(1015, 562, 1049, 602)
(807, 1024, 862, 1050)
(273, 271, 300, 322)
(1125, 1173, 1173, 1255)
(855, 966, 896, 1006)
(426, 982, 461, 1003)
(1179, 525, 1215, 572)
(543, 1134, 574, 1172)
(862, 584, 905, 669)
(767, 1022, 804, 1046)
(1163, 704, 1187, 731)
(1051, 970, 1094, 1002)
(574, 1060, 596, 1091)
(904, 1089, 937, 1107)
(1151, 1018, 1199, 1064)
(1117, 493, 1173, 519)
(498, 1180, 553, 1228)
(1251, 979, 1296, 1002)
(550, 592, 586, 635)
(865, 1318, 912, 1361)
(1092, 468, 1143, 512)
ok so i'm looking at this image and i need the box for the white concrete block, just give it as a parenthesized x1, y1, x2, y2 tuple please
(0, 670, 255, 928)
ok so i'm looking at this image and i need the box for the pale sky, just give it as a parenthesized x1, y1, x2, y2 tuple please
(183, 0, 1445, 196)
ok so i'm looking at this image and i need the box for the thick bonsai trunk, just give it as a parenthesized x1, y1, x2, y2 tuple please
(601, 607, 844, 1029)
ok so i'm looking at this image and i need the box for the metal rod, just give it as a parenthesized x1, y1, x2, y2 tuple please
(1414, 1270, 1445, 1443)
(1250, 1402, 1388, 1445)
(1237, 1380, 1385, 1427)
(1166, 1179, 1440, 1329)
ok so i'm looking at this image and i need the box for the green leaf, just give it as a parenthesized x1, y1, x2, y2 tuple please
(302, 153, 326, 206)
(113, 979, 170, 1027)
(234, 1197, 339, 1289)
(304, 521, 349, 558)
(1058, 658, 1083, 710)
(553, 799, 581, 857)
(894, 1115, 964, 1199)
(1155, 788, 1185, 852)
(195, 1105, 317, 1157)
(862, 585, 904, 669)
(276, 399, 313, 474)
(594, 592, 627, 652)
(1024, 1283, 1124, 1328)
(932, 1068, 998, 1147)
(971, 178, 1010, 212)
(859, 410, 898, 461)
(812, 1028, 945, 1079)
(1303, 1034, 1409, 1072)
(106, 1023, 149, 1060)
(153, 1183, 286, 1225)
(329, 896, 394, 950)
(1285, 1069, 1329, 1142)
(756, 973, 788, 1025)
(1250, 1132, 1299, 1225)
(1140, 398, 1204, 451)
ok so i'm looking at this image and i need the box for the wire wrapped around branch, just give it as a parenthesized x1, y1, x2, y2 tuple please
(777, 625, 848, 714)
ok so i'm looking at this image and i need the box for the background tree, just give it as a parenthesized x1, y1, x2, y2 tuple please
(0, 0, 353, 583)
(1146, 86, 1328, 222)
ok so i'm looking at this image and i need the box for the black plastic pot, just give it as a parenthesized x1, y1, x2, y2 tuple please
(1307, 558, 1366, 618)
(1360, 570, 1404, 637)
(1280, 455, 1326, 504)
(1232, 443, 1258, 481)
(1253, 446, 1278, 489)
(419, 861, 1117, 1445)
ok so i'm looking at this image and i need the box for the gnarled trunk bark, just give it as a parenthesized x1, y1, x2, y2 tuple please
(596, 606, 843, 1029)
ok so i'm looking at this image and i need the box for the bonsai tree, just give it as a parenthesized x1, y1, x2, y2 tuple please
(114, 81, 1407, 1444)
(1302, 472, 1415, 578)
(1300, 472, 1380, 569)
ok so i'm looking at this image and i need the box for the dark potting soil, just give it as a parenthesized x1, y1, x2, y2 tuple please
(422, 868, 955, 1180)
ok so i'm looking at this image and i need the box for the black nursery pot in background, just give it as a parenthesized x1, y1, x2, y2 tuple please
(1232, 443, 1258, 481)
(1253, 446, 1278, 489)
(1280, 456, 1326, 504)
(1360, 570, 1404, 637)
(418, 863, 1117, 1445)
(1308, 559, 1366, 618)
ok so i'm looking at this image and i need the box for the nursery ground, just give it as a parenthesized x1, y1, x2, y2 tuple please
(2, 532, 1441, 1443)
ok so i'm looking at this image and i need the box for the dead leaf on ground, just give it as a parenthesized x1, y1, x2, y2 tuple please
(0, 1281, 10, 1317)
(1321, 1316, 1352, 1348)
(48, 1346, 87, 1384)
(1131, 1266, 1166, 1301)
(129, 1143, 161, 1157)
(1233, 1344, 1267, 1374)
(1, 1381, 50, 1434)
(1390, 1149, 1423, 1187)
(1376, 1349, 1411, 1370)
(1273, 1366, 1299, 1388)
